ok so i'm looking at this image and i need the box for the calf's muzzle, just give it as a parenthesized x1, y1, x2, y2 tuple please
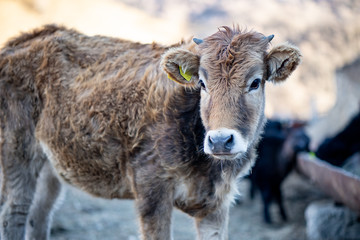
(204, 128, 248, 158)
(208, 134, 234, 153)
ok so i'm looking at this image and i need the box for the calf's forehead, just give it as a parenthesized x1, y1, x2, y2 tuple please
(200, 45, 267, 68)
(197, 30, 269, 82)
(198, 47, 267, 90)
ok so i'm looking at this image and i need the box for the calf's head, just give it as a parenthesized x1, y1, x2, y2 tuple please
(162, 26, 301, 160)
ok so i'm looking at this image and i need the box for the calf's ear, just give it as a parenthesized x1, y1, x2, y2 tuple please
(265, 43, 302, 83)
(161, 48, 200, 86)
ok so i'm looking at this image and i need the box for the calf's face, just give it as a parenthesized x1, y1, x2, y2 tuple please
(162, 27, 301, 160)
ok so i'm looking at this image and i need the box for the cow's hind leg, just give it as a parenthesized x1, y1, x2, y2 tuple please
(275, 188, 287, 221)
(260, 188, 273, 224)
(25, 160, 62, 240)
(0, 131, 45, 240)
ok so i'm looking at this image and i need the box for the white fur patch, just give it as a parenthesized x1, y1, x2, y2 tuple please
(174, 179, 189, 201)
(39, 141, 56, 165)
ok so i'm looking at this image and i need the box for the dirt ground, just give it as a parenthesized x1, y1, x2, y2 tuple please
(50, 172, 328, 240)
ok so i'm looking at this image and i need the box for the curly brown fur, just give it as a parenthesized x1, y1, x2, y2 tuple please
(0, 25, 301, 240)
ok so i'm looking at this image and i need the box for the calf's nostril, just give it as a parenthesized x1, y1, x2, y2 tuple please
(208, 136, 214, 149)
(224, 134, 234, 150)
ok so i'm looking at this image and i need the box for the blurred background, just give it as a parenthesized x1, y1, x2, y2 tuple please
(1, 0, 360, 239)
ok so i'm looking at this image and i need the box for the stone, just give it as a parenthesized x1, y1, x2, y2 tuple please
(305, 200, 360, 240)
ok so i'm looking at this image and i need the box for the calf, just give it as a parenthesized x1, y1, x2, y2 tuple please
(0, 25, 301, 239)
(249, 120, 310, 223)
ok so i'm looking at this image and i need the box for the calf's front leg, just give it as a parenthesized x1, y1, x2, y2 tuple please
(135, 182, 174, 240)
(195, 201, 230, 240)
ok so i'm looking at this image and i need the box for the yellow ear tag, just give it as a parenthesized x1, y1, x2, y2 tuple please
(167, 73, 176, 82)
(179, 66, 192, 82)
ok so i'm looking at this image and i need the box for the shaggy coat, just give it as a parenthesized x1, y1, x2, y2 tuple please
(0, 25, 301, 240)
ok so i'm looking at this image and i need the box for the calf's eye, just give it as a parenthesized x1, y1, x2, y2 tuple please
(199, 80, 206, 90)
(249, 78, 261, 91)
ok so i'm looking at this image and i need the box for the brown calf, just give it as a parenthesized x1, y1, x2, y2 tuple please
(0, 25, 301, 239)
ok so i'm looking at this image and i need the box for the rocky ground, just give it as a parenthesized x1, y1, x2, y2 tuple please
(51, 172, 328, 240)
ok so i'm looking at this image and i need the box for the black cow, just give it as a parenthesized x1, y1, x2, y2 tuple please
(316, 112, 360, 166)
(249, 120, 310, 223)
